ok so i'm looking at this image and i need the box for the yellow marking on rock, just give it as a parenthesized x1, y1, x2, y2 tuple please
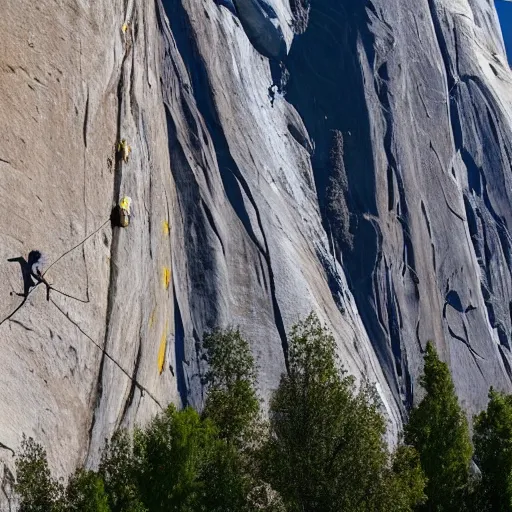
(158, 322, 168, 374)
(162, 267, 171, 290)
(162, 220, 170, 236)
(121, 22, 129, 33)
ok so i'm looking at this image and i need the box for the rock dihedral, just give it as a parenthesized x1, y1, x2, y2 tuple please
(0, 0, 511, 499)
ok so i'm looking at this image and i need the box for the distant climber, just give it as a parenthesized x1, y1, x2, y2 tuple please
(117, 139, 131, 163)
(8, 250, 51, 300)
(111, 196, 132, 228)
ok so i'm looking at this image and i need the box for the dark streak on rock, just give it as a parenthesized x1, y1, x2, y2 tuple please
(0, 443, 14, 457)
(201, 199, 225, 256)
(163, 0, 289, 369)
(83, 89, 89, 148)
(120, 340, 142, 423)
(9, 319, 33, 332)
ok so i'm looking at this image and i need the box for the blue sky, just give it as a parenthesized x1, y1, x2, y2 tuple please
(496, 0, 512, 64)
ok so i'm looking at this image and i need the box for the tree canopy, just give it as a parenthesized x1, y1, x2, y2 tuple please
(262, 313, 425, 512)
(473, 388, 512, 511)
(14, 315, 429, 512)
(404, 342, 472, 511)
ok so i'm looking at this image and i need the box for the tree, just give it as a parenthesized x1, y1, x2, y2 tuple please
(65, 469, 110, 512)
(404, 342, 472, 511)
(132, 403, 264, 512)
(473, 388, 512, 511)
(131, 405, 220, 512)
(14, 327, 271, 512)
(99, 430, 146, 512)
(379, 445, 427, 512)
(263, 313, 425, 512)
(14, 321, 428, 512)
(199, 440, 260, 512)
(201, 328, 281, 511)
(202, 328, 261, 448)
(98, 403, 262, 512)
(15, 436, 65, 512)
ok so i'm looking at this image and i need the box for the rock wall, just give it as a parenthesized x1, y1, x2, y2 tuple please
(0, 0, 511, 505)
(0, 0, 176, 494)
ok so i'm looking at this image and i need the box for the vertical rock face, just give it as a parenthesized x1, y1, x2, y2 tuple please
(0, 0, 176, 488)
(0, 0, 511, 502)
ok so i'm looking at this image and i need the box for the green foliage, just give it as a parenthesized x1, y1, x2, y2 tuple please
(99, 430, 146, 512)
(16, 437, 113, 512)
(201, 328, 276, 511)
(15, 435, 65, 512)
(14, 327, 267, 512)
(66, 469, 110, 512)
(133, 403, 265, 512)
(200, 441, 259, 512)
(132, 405, 218, 511)
(14, 321, 431, 512)
(474, 388, 512, 511)
(100, 405, 257, 512)
(262, 313, 425, 512)
(202, 328, 260, 447)
(379, 445, 427, 511)
(404, 342, 472, 511)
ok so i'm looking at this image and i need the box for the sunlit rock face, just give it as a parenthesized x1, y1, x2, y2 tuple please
(0, 0, 512, 506)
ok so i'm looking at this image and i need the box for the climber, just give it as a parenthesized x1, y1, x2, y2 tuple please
(111, 196, 132, 228)
(28, 250, 51, 300)
(8, 250, 51, 300)
(117, 139, 131, 163)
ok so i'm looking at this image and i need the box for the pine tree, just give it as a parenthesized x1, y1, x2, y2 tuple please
(201, 327, 283, 511)
(15, 436, 66, 512)
(404, 342, 472, 511)
(263, 313, 425, 512)
(202, 328, 261, 448)
(474, 388, 512, 511)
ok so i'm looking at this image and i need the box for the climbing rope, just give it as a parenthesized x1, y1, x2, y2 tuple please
(0, 215, 164, 411)
(51, 299, 164, 410)
(0, 217, 111, 325)
(48, 285, 89, 303)
(42, 218, 111, 278)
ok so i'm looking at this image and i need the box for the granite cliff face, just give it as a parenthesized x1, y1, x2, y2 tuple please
(0, 0, 511, 504)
